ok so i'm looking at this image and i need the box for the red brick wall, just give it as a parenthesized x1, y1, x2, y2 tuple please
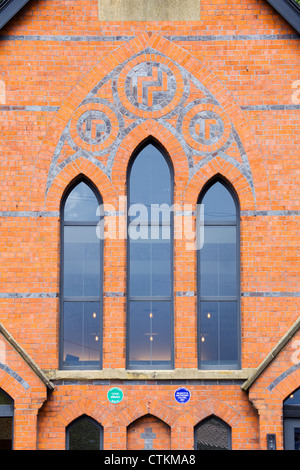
(127, 415, 171, 450)
(0, 0, 299, 450)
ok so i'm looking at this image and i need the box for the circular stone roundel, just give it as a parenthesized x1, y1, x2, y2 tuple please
(117, 55, 184, 118)
(69, 101, 120, 153)
(182, 103, 232, 153)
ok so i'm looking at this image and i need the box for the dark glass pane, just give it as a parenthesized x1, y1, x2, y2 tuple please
(200, 301, 238, 367)
(219, 302, 238, 364)
(129, 235, 171, 296)
(63, 302, 101, 368)
(68, 416, 101, 450)
(200, 301, 218, 365)
(64, 226, 101, 297)
(0, 390, 13, 406)
(200, 226, 237, 297)
(129, 144, 171, 222)
(202, 181, 236, 222)
(128, 144, 173, 369)
(295, 429, 300, 450)
(64, 182, 99, 222)
(128, 301, 171, 368)
(196, 417, 230, 450)
(0, 417, 13, 450)
(284, 389, 300, 405)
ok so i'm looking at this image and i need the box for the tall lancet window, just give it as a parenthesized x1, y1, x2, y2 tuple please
(198, 178, 240, 369)
(60, 179, 103, 370)
(127, 142, 174, 370)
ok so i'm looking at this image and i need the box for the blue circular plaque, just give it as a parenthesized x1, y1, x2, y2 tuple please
(174, 387, 191, 404)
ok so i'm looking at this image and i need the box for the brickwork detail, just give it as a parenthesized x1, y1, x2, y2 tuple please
(121, 57, 182, 116)
(45, 46, 254, 200)
(127, 415, 171, 450)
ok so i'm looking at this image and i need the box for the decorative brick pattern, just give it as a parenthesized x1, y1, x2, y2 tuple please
(43, 45, 256, 203)
(127, 416, 171, 450)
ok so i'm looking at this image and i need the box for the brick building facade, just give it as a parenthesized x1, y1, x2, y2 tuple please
(0, 0, 299, 451)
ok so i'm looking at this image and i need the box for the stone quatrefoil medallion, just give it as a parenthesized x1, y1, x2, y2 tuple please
(46, 49, 254, 196)
(182, 103, 232, 154)
(118, 55, 184, 118)
(69, 101, 120, 153)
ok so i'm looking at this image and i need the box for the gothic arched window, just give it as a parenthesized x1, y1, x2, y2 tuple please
(127, 142, 174, 370)
(198, 178, 240, 369)
(60, 178, 103, 370)
(195, 416, 231, 450)
(0, 389, 14, 450)
(66, 415, 103, 450)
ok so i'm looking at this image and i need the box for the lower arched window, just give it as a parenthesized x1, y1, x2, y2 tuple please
(66, 415, 103, 450)
(195, 416, 231, 450)
(284, 388, 300, 450)
(0, 389, 14, 450)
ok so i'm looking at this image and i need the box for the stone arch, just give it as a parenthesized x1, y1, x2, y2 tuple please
(183, 398, 243, 429)
(0, 369, 29, 402)
(111, 119, 190, 204)
(52, 397, 111, 429)
(30, 32, 268, 212)
(183, 157, 256, 211)
(127, 413, 171, 450)
(266, 367, 300, 403)
(45, 157, 118, 211)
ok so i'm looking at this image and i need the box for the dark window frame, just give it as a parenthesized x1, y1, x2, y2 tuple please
(0, 389, 13, 417)
(0, 389, 14, 450)
(126, 138, 175, 370)
(197, 175, 241, 370)
(194, 415, 232, 450)
(66, 414, 103, 450)
(59, 175, 104, 370)
(284, 388, 300, 418)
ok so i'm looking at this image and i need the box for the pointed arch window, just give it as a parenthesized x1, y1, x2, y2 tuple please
(198, 178, 240, 369)
(60, 179, 103, 370)
(0, 389, 14, 450)
(66, 415, 103, 450)
(195, 416, 231, 450)
(284, 388, 300, 450)
(127, 142, 174, 370)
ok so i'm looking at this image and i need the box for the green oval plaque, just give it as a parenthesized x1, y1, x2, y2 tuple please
(107, 387, 124, 404)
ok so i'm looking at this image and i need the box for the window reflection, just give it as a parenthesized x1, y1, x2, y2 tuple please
(63, 302, 101, 366)
(129, 301, 172, 368)
(64, 181, 99, 222)
(201, 181, 236, 222)
(64, 226, 101, 298)
(200, 226, 237, 297)
(198, 179, 239, 369)
(61, 180, 102, 370)
(128, 143, 173, 370)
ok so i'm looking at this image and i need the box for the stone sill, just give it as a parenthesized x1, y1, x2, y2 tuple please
(43, 368, 254, 382)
